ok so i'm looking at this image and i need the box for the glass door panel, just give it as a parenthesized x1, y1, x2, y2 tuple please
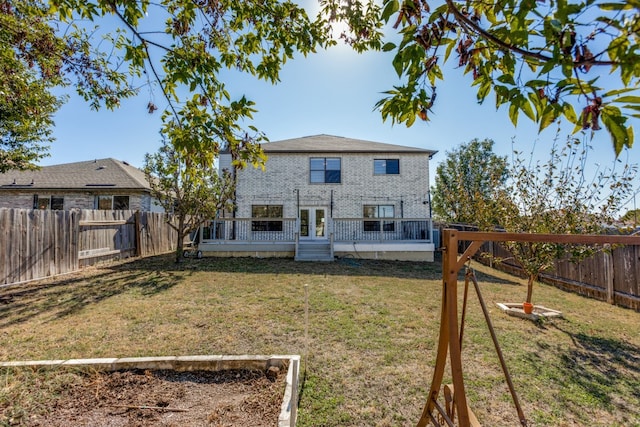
(300, 209, 310, 237)
(314, 208, 326, 238)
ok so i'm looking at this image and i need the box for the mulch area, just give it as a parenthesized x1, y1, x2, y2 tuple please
(22, 368, 285, 427)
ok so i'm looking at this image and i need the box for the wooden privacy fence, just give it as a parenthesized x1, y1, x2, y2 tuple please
(1, 209, 177, 286)
(475, 240, 640, 311)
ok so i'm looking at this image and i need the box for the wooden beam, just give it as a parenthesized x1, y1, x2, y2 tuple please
(79, 220, 129, 226)
(455, 231, 640, 245)
(455, 240, 485, 272)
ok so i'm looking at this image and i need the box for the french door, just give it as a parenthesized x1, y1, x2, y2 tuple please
(299, 207, 327, 240)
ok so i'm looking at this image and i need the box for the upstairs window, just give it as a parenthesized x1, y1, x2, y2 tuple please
(363, 204, 395, 231)
(310, 157, 341, 183)
(374, 159, 399, 175)
(252, 205, 283, 231)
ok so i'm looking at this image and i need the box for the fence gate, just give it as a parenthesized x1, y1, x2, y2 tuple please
(78, 210, 140, 267)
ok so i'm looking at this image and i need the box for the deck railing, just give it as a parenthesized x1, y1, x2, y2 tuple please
(200, 218, 298, 243)
(332, 218, 433, 242)
(200, 218, 433, 244)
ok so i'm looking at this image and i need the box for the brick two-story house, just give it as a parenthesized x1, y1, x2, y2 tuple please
(197, 135, 437, 261)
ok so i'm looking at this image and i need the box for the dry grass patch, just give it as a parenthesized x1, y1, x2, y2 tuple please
(1, 255, 639, 426)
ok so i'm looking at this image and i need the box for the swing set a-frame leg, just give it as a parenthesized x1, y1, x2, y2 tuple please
(416, 229, 482, 427)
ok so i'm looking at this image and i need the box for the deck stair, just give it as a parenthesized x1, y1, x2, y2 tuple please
(295, 241, 334, 261)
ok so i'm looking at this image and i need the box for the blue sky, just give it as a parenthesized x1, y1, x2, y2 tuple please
(43, 3, 640, 213)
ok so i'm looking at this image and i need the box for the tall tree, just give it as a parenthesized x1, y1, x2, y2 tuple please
(492, 136, 636, 305)
(0, 54, 62, 172)
(0, 0, 123, 171)
(322, 0, 640, 155)
(620, 208, 640, 226)
(431, 138, 508, 225)
(143, 136, 238, 263)
(1, 1, 329, 172)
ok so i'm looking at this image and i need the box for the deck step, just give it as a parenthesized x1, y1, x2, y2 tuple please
(295, 242, 334, 262)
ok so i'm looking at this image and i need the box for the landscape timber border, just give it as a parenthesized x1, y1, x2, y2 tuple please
(0, 354, 300, 427)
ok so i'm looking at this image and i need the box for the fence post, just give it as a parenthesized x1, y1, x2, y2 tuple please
(134, 211, 142, 257)
(604, 250, 614, 304)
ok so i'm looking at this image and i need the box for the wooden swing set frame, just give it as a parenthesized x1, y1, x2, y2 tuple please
(418, 229, 640, 427)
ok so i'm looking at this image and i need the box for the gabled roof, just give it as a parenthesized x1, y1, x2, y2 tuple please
(0, 158, 151, 191)
(261, 134, 437, 155)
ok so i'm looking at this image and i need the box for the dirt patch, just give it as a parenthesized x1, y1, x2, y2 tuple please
(19, 369, 285, 427)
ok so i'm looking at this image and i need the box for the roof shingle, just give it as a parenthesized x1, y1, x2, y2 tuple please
(0, 159, 151, 190)
(261, 134, 437, 155)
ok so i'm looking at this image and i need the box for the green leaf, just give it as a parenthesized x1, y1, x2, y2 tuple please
(497, 74, 516, 85)
(520, 99, 536, 121)
(598, 2, 635, 10)
(561, 61, 573, 78)
(570, 120, 583, 135)
(381, 0, 400, 22)
(539, 60, 557, 76)
(539, 105, 556, 132)
(602, 87, 637, 98)
(382, 42, 396, 52)
(477, 78, 492, 103)
(527, 92, 541, 119)
(612, 96, 640, 104)
(601, 106, 631, 155)
(443, 38, 456, 62)
(562, 102, 579, 124)
(509, 102, 519, 126)
(525, 79, 552, 88)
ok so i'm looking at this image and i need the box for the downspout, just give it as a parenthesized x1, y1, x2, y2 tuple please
(330, 190, 334, 217)
(294, 189, 299, 260)
(428, 190, 433, 243)
(232, 165, 237, 240)
(230, 153, 238, 240)
(330, 191, 334, 259)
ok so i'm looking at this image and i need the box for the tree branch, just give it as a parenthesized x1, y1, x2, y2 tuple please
(443, 0, 619, 67)
(108, 2, 180, 120)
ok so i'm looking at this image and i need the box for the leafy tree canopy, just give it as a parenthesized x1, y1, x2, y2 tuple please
(491, 136, 636, 303)
(144, 136, 235, 263)
(431, 138, 508, 225)
(1, 1, 63, 171)
(432, 132, 637, 303)
(1, 0, 331, 171)
(322, 0, 640, 155)
(620, 208, 640, 225)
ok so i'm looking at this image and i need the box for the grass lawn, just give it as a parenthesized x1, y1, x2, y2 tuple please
(1, 255, 639, 426)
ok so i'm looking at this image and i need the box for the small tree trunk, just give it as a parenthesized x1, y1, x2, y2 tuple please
(175, 216, 186, 263)
(175, 228, 184, 263)
(525, 274, 535, 303)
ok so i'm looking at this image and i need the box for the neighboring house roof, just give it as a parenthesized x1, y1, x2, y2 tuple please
(0, 158, 151, 191)
(260, 134, 437, 156)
